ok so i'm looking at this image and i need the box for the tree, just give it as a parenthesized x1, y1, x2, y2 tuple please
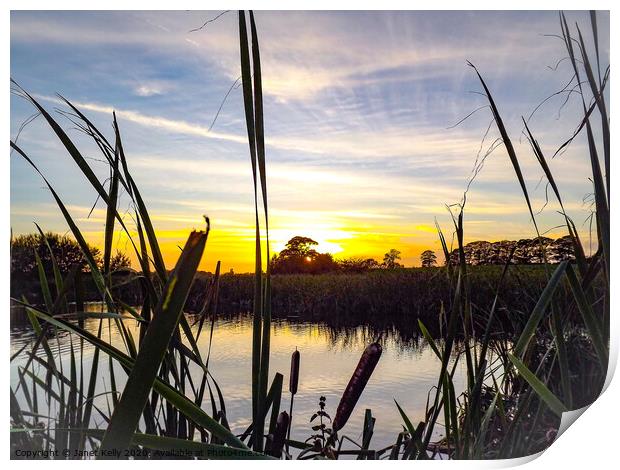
(11, 232, 101, 278)
(548, 235, 576, 263)
(382, 249, 403, 269)
(420, 250, 437, 268)
(338, 257, 379, 273)
(279, 236, 319, 258)
(109, 251, 132, 272)
(449, 236, 573, 265)
(271, 236, 338, 274)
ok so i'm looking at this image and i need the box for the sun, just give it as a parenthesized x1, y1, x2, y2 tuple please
(305, 256, 312, 262)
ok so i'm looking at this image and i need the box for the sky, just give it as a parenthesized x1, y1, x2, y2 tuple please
(10, 10, 610, 272)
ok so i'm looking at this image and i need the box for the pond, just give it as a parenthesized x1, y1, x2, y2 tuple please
(10, 303, 471, 455)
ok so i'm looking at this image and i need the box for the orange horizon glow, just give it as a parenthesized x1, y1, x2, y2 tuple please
(75, 218, 573, 274)
(80, 227, 430, 273)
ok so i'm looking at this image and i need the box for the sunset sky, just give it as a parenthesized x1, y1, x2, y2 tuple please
(10, 10, 609, 272)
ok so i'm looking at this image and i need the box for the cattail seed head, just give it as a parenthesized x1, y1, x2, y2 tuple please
(332, 342, 382, 432)
(289, 349, 300, 395)
(268, 411, 289, 458)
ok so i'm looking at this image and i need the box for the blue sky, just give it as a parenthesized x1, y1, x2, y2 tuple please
(10, 10, 609, 271)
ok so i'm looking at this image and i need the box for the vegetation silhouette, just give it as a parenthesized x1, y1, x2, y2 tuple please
(11, 231, 131, 277)
(448, 235, 576, 265)
(382, 249, 403, 269)
(270, 236, 338, 274)
(420, 250, 437, 268)
(270, 236, 410, 274)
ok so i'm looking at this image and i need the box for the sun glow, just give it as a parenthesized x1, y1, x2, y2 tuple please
(270, 227, 349, 255)
(79, 215, 439, 273)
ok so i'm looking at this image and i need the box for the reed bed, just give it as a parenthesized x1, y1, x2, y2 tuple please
(9, 10, 609, 460)
(12, 265, 555, 331)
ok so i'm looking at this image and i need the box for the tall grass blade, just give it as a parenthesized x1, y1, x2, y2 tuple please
(267, 373, 283, 436)
(513, 261, 568, 357)
(566, 265, 608, 367)
(417, 320, 441, 360)
(522, 119, 587, 274)
(99, 229, 208, 457)
(507, 353, 567, 417)
(468, 63, 540, 236)
(33, 249, 53, 311)
(34, 223, 66, 310)
(576, 23, 609, 197)
(560, 13, 609, 279)
(434, 219, 452, 278)
(239, 9, 271, 452)
(357, 409, 375, 460)
(78, 320, 102, 450)
(103, 129, 121, 277)
(25, 301, 247, 449)
(238, 11, 263, 448)
(394, 400, 426, 459)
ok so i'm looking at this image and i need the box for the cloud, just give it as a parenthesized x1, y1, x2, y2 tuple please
(133, 81, 171, 97)
(12, 11, 606, 102)
(33, 93, 248, 145)
(25, 93, 530, 166)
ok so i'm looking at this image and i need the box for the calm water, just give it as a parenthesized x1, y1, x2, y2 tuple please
(10, 304, 470, 453)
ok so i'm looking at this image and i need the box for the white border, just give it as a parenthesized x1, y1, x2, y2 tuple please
(2, 1, 617, 468)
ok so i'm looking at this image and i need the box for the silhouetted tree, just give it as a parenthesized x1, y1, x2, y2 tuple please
(449, 236, 575, 265)
(548, 235, 576, 263)
(382, 249, 403, 269)
(11, 232, 101, 278)
(338, 257, 379, 273)
(278, 236, 319, 258)
(271, 236, 338, 274)
(420, 250, 437, 268)
(109, 251, 132, 272)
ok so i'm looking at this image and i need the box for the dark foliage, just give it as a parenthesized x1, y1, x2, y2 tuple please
(11, 231, 132, 277)
(270, 236, 339, 274)
(447, 236, 576, 266)
(420, 250, 437, 268)
(337, 257, 380, 273)
(382, 249, 403, 269)
(11, 231, 100, 277)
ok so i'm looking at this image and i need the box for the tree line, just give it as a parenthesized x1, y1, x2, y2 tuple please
(11, 232, 131, 279)
(269, 236, 404, 274)
(445, 235, 577, 266)
(10, 233, 578, 284)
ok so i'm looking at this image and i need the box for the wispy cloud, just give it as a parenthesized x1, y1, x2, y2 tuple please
(12, 11, 603, 102)
(32, 93, 248, 145)
(133, 81, 172, 97)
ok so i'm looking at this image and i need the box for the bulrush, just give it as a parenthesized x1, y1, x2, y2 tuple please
(332, 342, 382, 432)
(289, 349, 300, 395)
(286, 348, 300, 451)
(269, 411, 289, 458)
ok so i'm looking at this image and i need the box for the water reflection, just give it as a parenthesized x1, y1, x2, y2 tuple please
(10, 303, 471, 454)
